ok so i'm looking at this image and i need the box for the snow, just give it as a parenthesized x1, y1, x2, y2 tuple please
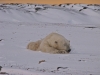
(0, 3, 100, 75)
(0, 3, 100, 24)
(2, 68, 45, 75)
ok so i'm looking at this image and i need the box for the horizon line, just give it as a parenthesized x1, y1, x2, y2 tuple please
(0, 0, 100, 4)
(0, 2, 100, 5)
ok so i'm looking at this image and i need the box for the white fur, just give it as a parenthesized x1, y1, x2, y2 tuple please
(27, 33, 70, 54)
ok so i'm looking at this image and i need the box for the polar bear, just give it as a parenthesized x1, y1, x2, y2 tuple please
(27, 33, 71, 54)
(27, 40, 42, 50)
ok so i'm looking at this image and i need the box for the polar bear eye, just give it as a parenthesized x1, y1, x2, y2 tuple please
(55, 41, 58, 44)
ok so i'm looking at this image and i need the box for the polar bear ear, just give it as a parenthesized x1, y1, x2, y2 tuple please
(55, 41, 58, 44)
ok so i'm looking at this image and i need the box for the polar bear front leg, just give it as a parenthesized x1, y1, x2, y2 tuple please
(43, 45, 69, 54)
(58, 50, 68, 54)
(44, 46, 68, 54)
(40, 45, 59, 54)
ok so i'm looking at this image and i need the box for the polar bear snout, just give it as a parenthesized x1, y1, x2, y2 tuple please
(67, 49, 71, 53)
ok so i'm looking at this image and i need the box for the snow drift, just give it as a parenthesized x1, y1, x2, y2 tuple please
(0, 3, 100, 24)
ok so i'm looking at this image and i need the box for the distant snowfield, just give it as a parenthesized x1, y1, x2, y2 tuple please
(0, 3, 100, 75)
(0, 3, 100, 24)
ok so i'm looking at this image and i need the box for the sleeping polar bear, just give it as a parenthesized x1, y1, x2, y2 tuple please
(27, 33, 71, 54)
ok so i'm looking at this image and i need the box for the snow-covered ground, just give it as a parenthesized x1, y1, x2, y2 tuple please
(0, 3, 100, 75)
(0, 3, 100, 24)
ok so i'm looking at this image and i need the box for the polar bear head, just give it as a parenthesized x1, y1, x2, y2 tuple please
(47, 33, 71, 53)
